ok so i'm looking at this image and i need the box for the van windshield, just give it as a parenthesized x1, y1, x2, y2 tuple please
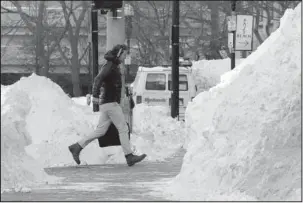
(168, 74, 188, 91)
(145, 73, 166, 90)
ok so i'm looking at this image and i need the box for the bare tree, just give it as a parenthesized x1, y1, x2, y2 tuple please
(2, 1, 70, 76)
(0, 17, 23, 60)
(179, 1, 227, 60)
(129, 1, 173, 66)
(57, 0, 90, 97)
(129, 1, 300, 62)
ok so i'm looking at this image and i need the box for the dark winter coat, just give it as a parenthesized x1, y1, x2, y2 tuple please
(92, 50, 123, 105)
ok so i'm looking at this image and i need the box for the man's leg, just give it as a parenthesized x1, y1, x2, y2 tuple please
(78, 105, 111, 148)
(69, 104, 111, 164)
(107, 103, 132, 154)
(107, 102, 146, 166)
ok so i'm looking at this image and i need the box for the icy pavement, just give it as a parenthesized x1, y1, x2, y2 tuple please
(1, 150, 185, 201)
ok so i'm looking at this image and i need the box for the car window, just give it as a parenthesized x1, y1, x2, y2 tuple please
(145, 73, 166, 90)
(168, 74, 188, 91)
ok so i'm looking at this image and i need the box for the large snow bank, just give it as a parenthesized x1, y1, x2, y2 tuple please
(1, 85, 60, 193)
(1, 75, 113, 171)
(192, 58, 244, 93)
(164, 4, 301, 201)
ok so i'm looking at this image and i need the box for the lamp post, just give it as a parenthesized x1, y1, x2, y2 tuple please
(124, 3, 134, 132)
(231, 0, 236, 70)
(171, 0, 179, 119)
(91, 2, 99, 112)
(124, 3, 134, 80)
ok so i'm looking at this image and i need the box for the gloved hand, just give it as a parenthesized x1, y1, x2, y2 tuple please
(92, 97, 99, 104)
(86, 94, 91, 106)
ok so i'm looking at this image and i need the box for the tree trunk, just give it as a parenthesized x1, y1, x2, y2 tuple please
(71, 59, 82, 97)
(264, 8, 271, 37)
(71, 42, 82, 96)
(208, 1, 221, 59)
(39, 58, 50, 77)
(253, 3, 264, 45)
(35, 1, 45, 76)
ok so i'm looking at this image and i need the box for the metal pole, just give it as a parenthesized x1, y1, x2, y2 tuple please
(91, 5, 99, 112)
(171, 0, 179, 119)
(126, 15, 132, 132)
(231, 0, 236, 70)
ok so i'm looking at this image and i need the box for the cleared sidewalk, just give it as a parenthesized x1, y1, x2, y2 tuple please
(1, 150, 185, 201)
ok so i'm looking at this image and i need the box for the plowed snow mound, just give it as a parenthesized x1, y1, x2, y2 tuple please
(1, 85, 60, 192)
(164, 4, 301, 201)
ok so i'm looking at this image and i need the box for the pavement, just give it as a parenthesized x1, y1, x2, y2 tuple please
(1, 150, 185, 201)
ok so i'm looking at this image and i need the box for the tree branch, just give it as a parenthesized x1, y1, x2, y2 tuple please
(9, 1, 36, 32)
(78, 43, 90, 63)
(48, 9, 73, 55)
(59, 1, 74, 40)
(1, 6, 18, 13)
(57, 44, 71, 65)
(1, 19, 23, 35)
(74, 2, 88, 39)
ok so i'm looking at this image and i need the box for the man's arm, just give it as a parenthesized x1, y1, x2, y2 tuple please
(92, 62, 112, 97)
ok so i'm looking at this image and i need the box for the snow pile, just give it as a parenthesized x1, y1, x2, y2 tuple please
(131, 104, 187, 161)
(192, 58, 244, 93)
(164, 4, 301, 201)
(1, 85, 60, 193)
(1, 74, 112, 170)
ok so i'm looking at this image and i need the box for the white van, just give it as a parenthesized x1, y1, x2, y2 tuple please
(130, 65, 197, 120)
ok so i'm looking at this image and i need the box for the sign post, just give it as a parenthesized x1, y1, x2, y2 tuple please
(235, 15, 253, 51)
(228, 0, 237, 70)
(171, 0, 179, 119)
(91, 4, 99, 112)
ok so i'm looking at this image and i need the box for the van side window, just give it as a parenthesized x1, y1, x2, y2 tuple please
(168, 74, 188, 91)
(145, 73, 166, 90)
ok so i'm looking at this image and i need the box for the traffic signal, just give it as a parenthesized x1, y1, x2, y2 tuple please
(231, 0, 236, 11)
(93, 0, 123, 9)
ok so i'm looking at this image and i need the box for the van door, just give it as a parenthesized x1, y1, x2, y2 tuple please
(168, 73, 190, 119)
(142, 72, 170, 106)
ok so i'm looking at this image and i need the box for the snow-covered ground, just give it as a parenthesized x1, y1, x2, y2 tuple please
(158, 4, 301, 201)
(1, 3, 301, 201)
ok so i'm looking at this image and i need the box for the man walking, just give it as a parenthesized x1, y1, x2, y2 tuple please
(68, 44, 146, 166)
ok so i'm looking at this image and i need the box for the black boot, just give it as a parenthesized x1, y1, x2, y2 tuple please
(68, 143, 83, 165)
(125, 153, 147, 167)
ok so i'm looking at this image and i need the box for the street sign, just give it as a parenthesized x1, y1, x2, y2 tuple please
(235, 15, 253, 51)
(124, 54, 131, 65)
(227, 15, 237, 31)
